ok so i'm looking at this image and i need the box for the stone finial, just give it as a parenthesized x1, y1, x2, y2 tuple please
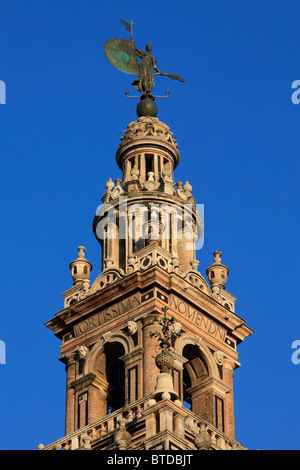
(206, 250, 229, 292)
(111, 179, 124, 199)
(105, 177, 114, 192)
(101, 178, 115, 203)
(190, 259, 199, 271)
(194, 423, 212, 450)
(69, 246, 93, 287)
(213, 250, 222, 264)
(162, 169, 171, 179)
(183, 181, 192, 195)
(130, 166, 139, 179)
(114, 419, 132, 450)
(175, 181, 187, 201)
(144, 172, 159, 191)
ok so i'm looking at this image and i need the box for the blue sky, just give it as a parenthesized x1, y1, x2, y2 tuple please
(0, 0, 300, 450)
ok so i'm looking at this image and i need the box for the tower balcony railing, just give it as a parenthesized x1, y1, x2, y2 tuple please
(38, 394, 247, 451)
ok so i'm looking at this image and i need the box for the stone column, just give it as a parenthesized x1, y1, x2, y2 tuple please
(223, 357, 236, 439)
(153, 154, 159, 181)
(120, 345, 144, 405)
(87, 379, 108, 424)
(188, 383, 215, 424)
(172, 352, 188, 402)
(63, 352, 76, 435)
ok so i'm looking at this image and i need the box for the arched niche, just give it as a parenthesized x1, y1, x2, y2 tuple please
(85, 332, 131, 374)
(175, 335, 220, 418)
(175, 334, 219, 379)
(182, 343, 209, 409)
(83, 332, 131, 414)
(105, 341, 126, 412)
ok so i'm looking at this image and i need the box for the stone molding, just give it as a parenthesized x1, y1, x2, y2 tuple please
(115, 117, 180, 170)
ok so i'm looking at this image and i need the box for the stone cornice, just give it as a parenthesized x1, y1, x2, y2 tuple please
(46, 265, 253, 351)
(186, 376, 231, 398)
(70, 372, 109, 394)
(115, 117, 180, 170)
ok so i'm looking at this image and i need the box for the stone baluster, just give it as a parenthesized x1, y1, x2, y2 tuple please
(81, 433, 92, 450)
(114, 418, 132, 450)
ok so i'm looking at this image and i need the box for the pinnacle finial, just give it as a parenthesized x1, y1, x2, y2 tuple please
(69, 246, 92, 286)
(206, 250, 229, 291)
(213, 250, 222, 264)
(77, 246, 86, 258)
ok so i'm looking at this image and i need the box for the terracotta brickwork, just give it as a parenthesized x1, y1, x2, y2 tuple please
(44, 114, 253, 451)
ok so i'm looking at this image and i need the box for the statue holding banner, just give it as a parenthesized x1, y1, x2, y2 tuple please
(104, 20, 185, 96)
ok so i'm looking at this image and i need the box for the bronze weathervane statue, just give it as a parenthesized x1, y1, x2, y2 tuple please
(104, 19, 185, 116)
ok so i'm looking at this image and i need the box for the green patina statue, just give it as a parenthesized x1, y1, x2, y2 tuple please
(104, 19, 185, 96)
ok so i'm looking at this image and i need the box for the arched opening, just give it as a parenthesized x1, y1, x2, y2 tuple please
(183, 366, 192, 409)
(145, 154, 154, 178)
(105, 342, 126, 413)
(182, 344, 209, 413)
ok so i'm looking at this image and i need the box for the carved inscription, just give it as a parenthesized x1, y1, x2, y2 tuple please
(74, 295, 141, 337)
(169, 295, 227, 343)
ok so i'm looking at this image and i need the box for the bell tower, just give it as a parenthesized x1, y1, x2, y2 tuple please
(40, 25, 253, 452)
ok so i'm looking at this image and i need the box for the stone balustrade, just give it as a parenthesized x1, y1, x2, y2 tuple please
(38, 395, 247, 451)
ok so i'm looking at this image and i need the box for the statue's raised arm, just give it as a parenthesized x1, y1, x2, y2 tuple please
(104, 21, 185, 95)
(103, 20, 185, 116)
(132, 43, 185, 94)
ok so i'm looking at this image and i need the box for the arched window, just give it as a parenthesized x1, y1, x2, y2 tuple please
(71, 338, 129, 432)
(105, 342, 126, 413)
(145, 154, 154, 178)
(182, 344, 209, 413)
(183, 366, 192, 409)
